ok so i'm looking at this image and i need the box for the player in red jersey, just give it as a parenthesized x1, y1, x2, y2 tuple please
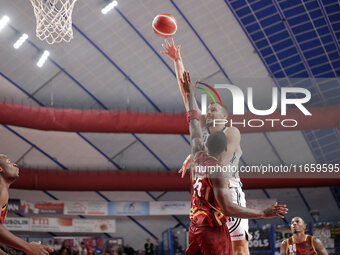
(280, 217, 328, 255)
(0, 154, 53, 255)
(182, 71, 288, 255)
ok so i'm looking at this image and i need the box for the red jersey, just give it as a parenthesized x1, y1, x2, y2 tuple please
(189, 151, 227, 227)
(286, 235, 317, 255)
(1, 203, 8, 224)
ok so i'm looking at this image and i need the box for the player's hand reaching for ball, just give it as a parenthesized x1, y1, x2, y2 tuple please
(262, 202, 288, 218)
(26, 241, 53, 255)
(160, 38, 181, 61)
(179, 155, 191, 178)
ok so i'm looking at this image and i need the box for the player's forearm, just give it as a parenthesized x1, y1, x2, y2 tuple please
(215, 189, 264, 219)
(280, 246, 286, 255)
(174, 58, 189, 111)
(318, 249, 328, 255)
(188, 89, 202, 141)
(174, 58, 185, 82)
(314, 239, 329, 255)
(0, 225, 29, 253)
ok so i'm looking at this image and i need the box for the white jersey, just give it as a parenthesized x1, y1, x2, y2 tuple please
(202, 126, 242, 188)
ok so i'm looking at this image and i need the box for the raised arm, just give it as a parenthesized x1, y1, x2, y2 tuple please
(280, 240, 287, 255)
(210, 173, 288, 219)
(161, 39, 205, 127)
(161, 38, 187, 109)
(181, 71, 205, 156)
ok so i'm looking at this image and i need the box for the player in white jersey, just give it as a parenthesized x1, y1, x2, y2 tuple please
(161, 38, 251, 255)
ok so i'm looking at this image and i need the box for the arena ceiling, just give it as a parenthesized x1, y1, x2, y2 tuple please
(0, 0, 339, 235)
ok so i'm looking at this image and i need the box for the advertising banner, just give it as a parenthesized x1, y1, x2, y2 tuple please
(64, 201, 107, 216)
(73, 219, 116, 233)
(4, 217, 30, 231)
(108, 201, 149, 216)
(20, 201, 64, 215)
(249, 227, 272, 252)
(7, 199, 20, 213)
(4, 217, 116, 233)
(30, 217, 73, 232)
(150, 201, 190, 215)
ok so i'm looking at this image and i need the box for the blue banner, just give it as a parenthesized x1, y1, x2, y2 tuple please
(107, 202, 149, 216)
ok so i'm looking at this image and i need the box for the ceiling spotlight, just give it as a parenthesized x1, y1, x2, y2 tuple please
(13, 33, 28, 49)
(101, 1, 118, 15)
(37, 50, 50, 68)
(0, 16, 10, 32)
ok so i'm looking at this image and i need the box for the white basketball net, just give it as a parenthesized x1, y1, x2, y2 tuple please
(29, 0, 77, 44)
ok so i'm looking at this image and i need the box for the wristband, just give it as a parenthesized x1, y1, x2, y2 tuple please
(186, 110, 199, 123)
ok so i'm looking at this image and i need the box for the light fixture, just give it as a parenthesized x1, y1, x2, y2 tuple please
(13, 33, 28, 49)
(37, 50, 50, 68)
(0, 16, 10, 32)
(101, 1, 118, 14)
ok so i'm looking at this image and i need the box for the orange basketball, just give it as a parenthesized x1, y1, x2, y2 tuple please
(152, 13, 177, 38)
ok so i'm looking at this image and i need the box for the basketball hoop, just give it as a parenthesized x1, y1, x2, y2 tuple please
(29, 0, 77, 44)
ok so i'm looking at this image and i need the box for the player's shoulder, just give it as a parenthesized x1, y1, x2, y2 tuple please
(311, 236, 322, 244)
(225, 126, 240, 136)
(226, 126, 240, 133)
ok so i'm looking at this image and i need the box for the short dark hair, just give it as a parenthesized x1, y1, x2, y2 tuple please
(209, 102, 228, 114)
(206, 131, 227, 157)
(291, 217, 305, 224)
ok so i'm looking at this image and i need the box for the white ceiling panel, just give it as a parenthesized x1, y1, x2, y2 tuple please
(9, 189, 55, 201)
(135, 134, 190, 170)
(115, 137, 166, 170)
(48, 191, 105, 201)
(156, 191, 190, 202)
(241, 133, 282, 165)
(99, 191, 153, 202)
(33, 71, 105, 109)
(0, 125, 33, 161)
(8, 126, 117, 170)
(0, 74, 39, 105)
(266, 131, 316, 164)
(81, 133, 137, 161)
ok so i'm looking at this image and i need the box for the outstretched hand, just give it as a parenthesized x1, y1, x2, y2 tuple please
(26, 241, 53, 255)
(179, 70, 195, 94)
(263, 202, 288, 218)
(160, 38, 181, 61)
(178, 155, 191, 178)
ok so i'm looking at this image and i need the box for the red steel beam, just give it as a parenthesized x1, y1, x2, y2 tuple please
(12, 168, 340, 191)
(1, 101, 340, 134)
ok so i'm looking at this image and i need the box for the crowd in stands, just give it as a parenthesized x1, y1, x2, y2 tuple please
(0, 238, 156, 255)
